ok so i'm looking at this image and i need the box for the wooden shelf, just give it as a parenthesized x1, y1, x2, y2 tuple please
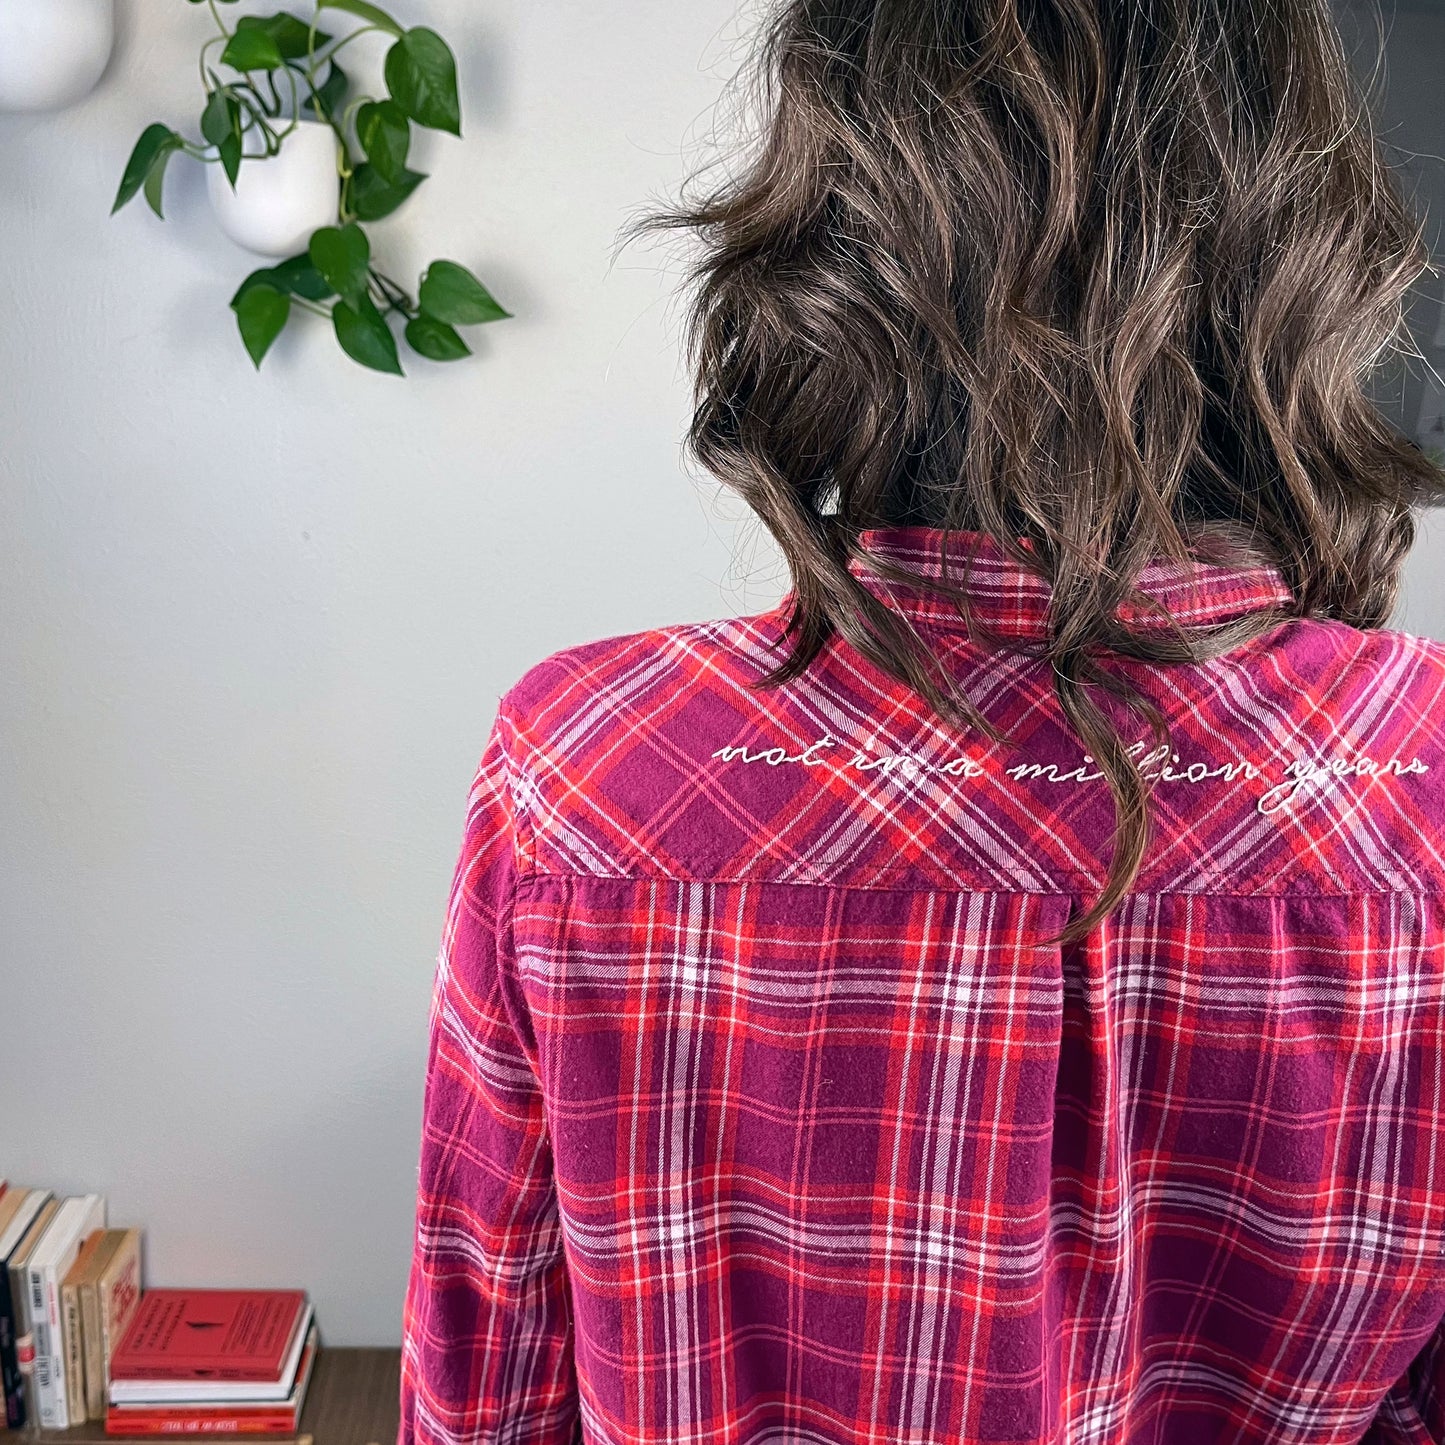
(20, 1347, 401, 1445)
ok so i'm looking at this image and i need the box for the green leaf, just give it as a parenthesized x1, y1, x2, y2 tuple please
(113, 123, 182, 214)
(268, 252, 334, 301)
(347, 163, 424, 221)
(303, 60, 347, 120)
(220, 26, 286, 71)
(418, 261, 510, 326)
(200, 88, 240, 148)
(405, 315, 470, 361)
(333, 294, 403, 374)
(236, 13, 331, 61)
(317, 0, 403, 37)
(142, 146, 177, 218)
(231, 267, 277, 306)
(232, 255, 336, 306)
(356, 99, 408, 182)
(219, 130, 243, 187)
(308, 222, 370, 305)
(383, 28, 460, 136)
(232, 283, 291, 368)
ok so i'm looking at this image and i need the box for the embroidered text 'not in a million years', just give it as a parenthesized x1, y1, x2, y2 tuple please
(710, 733, 1430, 817)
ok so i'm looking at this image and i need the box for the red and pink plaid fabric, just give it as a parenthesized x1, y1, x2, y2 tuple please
(398, 525, 1445, 1445)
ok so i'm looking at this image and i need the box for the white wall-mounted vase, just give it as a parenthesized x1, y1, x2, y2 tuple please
(0, 0, 115, 112)
(206, 119, 340, 258)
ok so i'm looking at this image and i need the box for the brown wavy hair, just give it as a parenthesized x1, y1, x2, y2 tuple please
(634, 0, 1445, 946)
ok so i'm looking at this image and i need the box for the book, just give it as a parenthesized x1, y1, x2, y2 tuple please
(110, 1289, 308, 1387)
(0, 1195, 24, 1246)
(60, 1229, 109, 1426)
(0, 1195, 15, 1437)
(104, 1324, 319, 1437)
(0, 1192, 24, 1434)
(7, 1193, 58, 1429)
(26, 1193, 106, 1428)
(110, 1302, 312, 1404)
(104, 1415, 299, 1437)
(0, 1189, 45, 1429)
(56, 1344, 390, 1445)
(81, 1230, 134, 1421)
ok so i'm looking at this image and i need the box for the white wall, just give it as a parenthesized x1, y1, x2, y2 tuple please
(1338, 0, 1445, 632)
(3, 0, 1444, 1348)
(0, 0, 777, 1345)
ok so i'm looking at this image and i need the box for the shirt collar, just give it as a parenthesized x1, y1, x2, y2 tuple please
(843, 525, 1295, 640)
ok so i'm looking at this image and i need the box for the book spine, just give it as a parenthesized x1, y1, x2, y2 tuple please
(22, 1265, 52, 1421)
(27, 1256, 69, 1428)
(98, 1235, 142, 1409)
(81, 1270, 104, 1420)
(104, 1412, 299, 1436)
(8, 1252, 29, 1432)
(0, 1260, 23, 1427)
(61, 1277, 86, 1425)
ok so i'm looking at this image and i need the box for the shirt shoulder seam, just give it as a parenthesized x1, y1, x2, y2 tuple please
(509, 867, 1445, 901)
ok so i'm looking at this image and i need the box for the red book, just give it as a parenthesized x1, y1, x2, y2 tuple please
(104, 1328, 317, 1436)
(109, 1291, 308, 1383)
(104, 1412, 298, 1435)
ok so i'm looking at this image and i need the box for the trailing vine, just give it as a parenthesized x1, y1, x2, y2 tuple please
(113, 0, 509, 374)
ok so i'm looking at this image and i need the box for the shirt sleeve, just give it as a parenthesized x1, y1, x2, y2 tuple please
(397, 701, 580, 1445)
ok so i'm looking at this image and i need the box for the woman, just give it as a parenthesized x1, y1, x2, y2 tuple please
(398, 1, 1445, 1441)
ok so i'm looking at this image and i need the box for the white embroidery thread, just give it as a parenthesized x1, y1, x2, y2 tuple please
(1256, 754, 1431, 815)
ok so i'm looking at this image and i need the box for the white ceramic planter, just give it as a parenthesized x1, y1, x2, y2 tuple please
(207, 119, 340, 258)
(0, 0, 115, 112)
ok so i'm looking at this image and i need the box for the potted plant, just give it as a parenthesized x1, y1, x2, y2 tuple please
(0, 0, 115, 113)
(206, 116, 340, 257)
(112, 0, 509, 375)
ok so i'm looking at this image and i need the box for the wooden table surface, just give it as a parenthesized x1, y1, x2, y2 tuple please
(25, 1347, 401, 1445)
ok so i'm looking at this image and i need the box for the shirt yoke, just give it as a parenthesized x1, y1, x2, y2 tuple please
(494, 609, 1445, 900)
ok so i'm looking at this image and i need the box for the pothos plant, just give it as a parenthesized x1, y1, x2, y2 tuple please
(112, 0, 510, 374)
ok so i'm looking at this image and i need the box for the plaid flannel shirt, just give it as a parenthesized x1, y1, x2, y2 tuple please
(398, 525, 1445, 1445)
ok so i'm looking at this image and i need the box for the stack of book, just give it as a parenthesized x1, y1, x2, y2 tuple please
(0, 1181, 318, 1438)
(0, 1182, 142, 1431)
(106, 1289, 317, 1437)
